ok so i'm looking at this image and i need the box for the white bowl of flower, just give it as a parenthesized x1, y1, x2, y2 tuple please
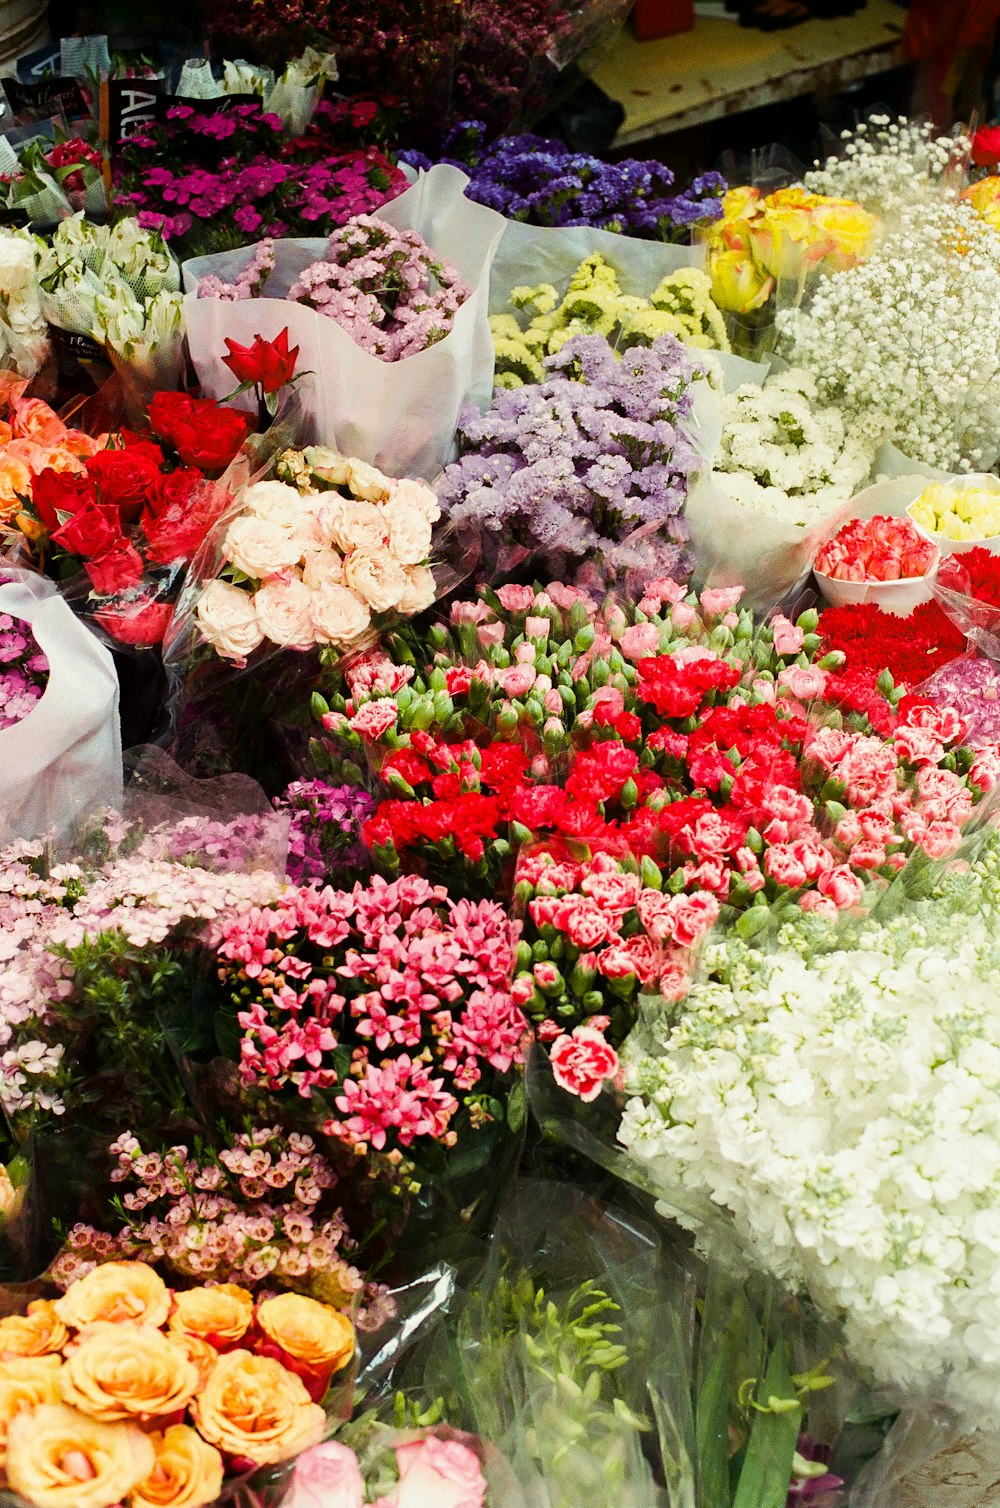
(906, 477, 1000, 557)
(813, 514, 940, 617)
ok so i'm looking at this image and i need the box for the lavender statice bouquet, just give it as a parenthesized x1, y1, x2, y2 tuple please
(405, 122, 727, 241)
(199, 214, 471, 361)
(0, 611, 48, 731)
(436, 332, 710, 579)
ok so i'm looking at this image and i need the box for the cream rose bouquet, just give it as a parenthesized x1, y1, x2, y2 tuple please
(0, 1259, 355, 1508)
(190, 448, 441, 666)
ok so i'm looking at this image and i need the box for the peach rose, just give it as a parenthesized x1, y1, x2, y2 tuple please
(245, 480, 307, 528)
(195, 580, 264, 663)
(190, 1350, 325, 1466)
(223, 516, 303, 578)
(0, 452, 32, 516)
(11, 398, 69, 446)
(398, 565, 437, 616)
(60, 1323, 199, 1424)
(129, 1424, 224, 1508)
(168, 1284, 253, 1349)
(0, 1355, 63, 1462)
(320, 497, 387, 554)
(345, 458, 392, 503)
(62, 427, 103, 459)
(382, 498, 433, 567)
(164, 1333, 219, 1391)
(0, 1300, 69, 1358)
(6, 1402, 155, 1508)
(343, 547, 406, 614)
(301, 547, 345, 591)
(253, 577, 316, 649)
(54, 1262, 171, 1331)
(255, 1294, 355, 1375)
(309, 583, 371, 648)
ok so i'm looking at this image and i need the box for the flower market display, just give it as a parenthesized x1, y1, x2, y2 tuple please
(1, 30, 1000, 1502)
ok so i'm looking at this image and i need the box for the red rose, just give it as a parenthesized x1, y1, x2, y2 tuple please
(223, 327, 299, 394)
(85, 542, 145, 596)
(50, 503, 123, 559)
(31, 469, 98, 532)
(148, 392, 251, 473)
(94, 597, 173, 647)
(86, 447, 163, 524)
(144, 466, 201, 520)
(973, 127, 1000, 167)
(549, 1025, 619, 1102)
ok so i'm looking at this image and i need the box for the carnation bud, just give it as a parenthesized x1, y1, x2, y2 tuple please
(746, 826, 764, 854)
(428, 667, 447, 692)
(620, 777, 638, 810)
(570, 960, 596, 995)
(796, 609, 819, 633)
(310, 692, 329, 720)
(640, 855, 663, 890)
(497, 707, 519, 736)
(573, 625, 595, 653)
(511, 820, 534, 848)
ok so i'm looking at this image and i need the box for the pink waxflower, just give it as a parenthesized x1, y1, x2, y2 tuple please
(549, 1025, 619, 1102)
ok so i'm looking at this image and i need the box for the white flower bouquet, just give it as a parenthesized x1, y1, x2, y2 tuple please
(620, 823, 1000, 1424)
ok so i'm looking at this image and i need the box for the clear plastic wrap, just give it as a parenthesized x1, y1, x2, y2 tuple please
(183, 166, 507, 480)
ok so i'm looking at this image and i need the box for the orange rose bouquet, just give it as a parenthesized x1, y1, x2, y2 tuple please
(0, 1260, 355, 1508)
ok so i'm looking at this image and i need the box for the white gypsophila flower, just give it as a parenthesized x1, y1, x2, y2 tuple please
(710, 367, 879, 525)
(803, 114, 971, 219)
(618, 830, 1000, 1423)
(776, 199, 1000, 471)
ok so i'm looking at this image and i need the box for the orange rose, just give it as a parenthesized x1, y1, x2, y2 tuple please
(191, 1350, 325, 1466)
(0, 452, 33, 517)
(0, 1355, 63, 1462)
(60, 1323, 199, 1424)
(168, 1284, 253, 1349)
(164, 1333, 219, 1390)
(54, 1262, 171, 1331)
(0, 1300, 69, 1359)
(129, 1424, 224, 1508)
(6, 1401, 155, 1508)
(255, 1294, 355, 1376)
(11, 398, 69, 447)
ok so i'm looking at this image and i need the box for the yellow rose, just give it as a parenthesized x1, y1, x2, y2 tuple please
(6, 1402, 155, 1508)
(0, 1355, 63, 1463)
(168, 1285, 253, 1349)
(708, 247, 775, 314)
(764, 185, 826, 212)
(748, 204, 819, 281)
(164, 1333, 221, 1391)
(720, 185, 761, 222)
(255, 1294, 355, 1376)
(964, 176, 1000, 216)
(128, 1424, 224, 1508)
(60, 1323, 199, 1424)
(0, 1300, 69, 1359)
(191, 1350, 325, 1466)
(54, 1262, 171, 1331)
(811, 200, 878, 271)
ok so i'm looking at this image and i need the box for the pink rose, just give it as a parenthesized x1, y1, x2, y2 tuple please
(394, 1435, 487, 1508)
(499, 664, 536, 699)
(771, 614, 805, 656)
(619, 623, 660, 661)
(348, 700, 398, 740)
(496, 584, 536, 613)
(285, 1442, 363, 1508)
(700, 586, 744, 616)
(549, 1025, 619, 1102)
(778, 665, 827, 700)
(817, 865, 864, 908)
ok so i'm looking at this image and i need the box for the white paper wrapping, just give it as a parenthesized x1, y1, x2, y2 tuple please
(0, 572, 121, 843)
(182, 165, 507, 480)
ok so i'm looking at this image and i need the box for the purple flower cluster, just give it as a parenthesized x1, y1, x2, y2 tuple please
(0, 612, 48, 732)
(274, 779, 376, 884)
(921, 653, 1000, 747)
(114, 101, 408, 256)
(404, 122, 727, 241)
(436, 333, 708, 577)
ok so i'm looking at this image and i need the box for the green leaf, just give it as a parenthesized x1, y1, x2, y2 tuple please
(732, 1340, 801, 1508)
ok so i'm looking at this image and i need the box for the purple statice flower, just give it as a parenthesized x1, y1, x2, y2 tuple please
(0, 613, 48, 732)
(423, 123, 726, 242)
(274, 780, 376, 885)
(436, 333, 706, 580)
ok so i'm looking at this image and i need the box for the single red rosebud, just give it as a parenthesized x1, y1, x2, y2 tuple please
(223, 327, 299, 394)
(31, 469, 99, 532)
(51, 502, 123, 560)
